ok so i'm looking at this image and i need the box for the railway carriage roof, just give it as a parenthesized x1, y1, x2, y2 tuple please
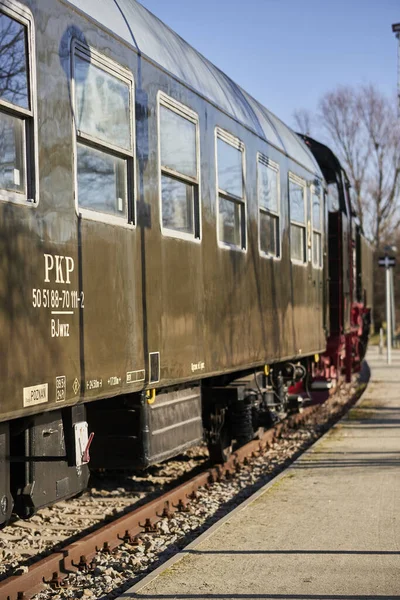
(68, 0, 322, 176)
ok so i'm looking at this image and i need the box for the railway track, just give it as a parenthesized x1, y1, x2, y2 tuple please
(0, 381, 364, 600)
(0, 448, 209, 579)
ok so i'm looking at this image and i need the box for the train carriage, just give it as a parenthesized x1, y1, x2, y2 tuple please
(0, 0, 371, 526)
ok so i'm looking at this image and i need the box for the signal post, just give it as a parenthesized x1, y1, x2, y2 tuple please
(378, 254, 396, 364)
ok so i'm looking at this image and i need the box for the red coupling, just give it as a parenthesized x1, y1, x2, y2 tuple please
(82, 432, 95, 464)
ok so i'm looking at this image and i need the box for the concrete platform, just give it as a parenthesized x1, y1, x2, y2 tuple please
(122, 347, 400, 600)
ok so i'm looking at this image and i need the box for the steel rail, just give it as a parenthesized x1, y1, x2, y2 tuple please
(0, 392, 359, 600)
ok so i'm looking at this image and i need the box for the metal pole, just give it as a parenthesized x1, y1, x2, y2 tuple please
(379, 327, 384, 355)
(390, 266, 396, 346)
(398, 32, 400, 117)
(386, 265, 392, 364)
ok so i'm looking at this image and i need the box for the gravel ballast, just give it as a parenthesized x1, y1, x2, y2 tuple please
(20, 381, 360, 600)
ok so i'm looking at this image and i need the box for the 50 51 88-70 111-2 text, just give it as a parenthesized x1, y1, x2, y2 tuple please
(32, 288, 84, 309)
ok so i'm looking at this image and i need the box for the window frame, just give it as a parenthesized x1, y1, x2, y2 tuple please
(215, 127, 246, 253)
(311, 183, 323, 269)
(0, 0, 38, 207)
(71, 40, 136, 228)
(157, 91, 201, 242)
(288, 172, 307, 266)
(257, 153, 281, 260)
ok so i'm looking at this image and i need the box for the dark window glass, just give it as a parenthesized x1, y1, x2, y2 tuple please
(217, 138, 243, 198)
(159, 102, 199, 237)
(0, 111, 25, 193)
(258, 162, 278, 213)
(289, 177, 306, 262)
(0, 12, 29, 109)
(77, 144, 127, 217)
(328, 182, 340, 212)
(312, 192, 321, 230)
(74, 49, 133, 219)
(160, 106, 196, 178)
(219, 196, 241, 247)
(313, 232, 322, 267)
(258, 159, 279, 257)
(161, 175, 194, 234)
(260, 211, 279, 256)
(75, 54, 131, 150)
(312, 191, 322, 267)
(217, 134, 245, 249)
(291, 224, 305, 262)
(289, 179, 305, 223)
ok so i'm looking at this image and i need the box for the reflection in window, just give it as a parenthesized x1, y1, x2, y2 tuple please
(327, 182, 339, 212)
(291, 224, 305, 262)
(289, 179, 305, 223)
(0, 12, 29, 109)
(161, 175, 194, 234)
(77, 144, 127, 217)
(0, 112, 25, 193)
(260, 211, 279, 256)
(74, 46, 133, 220)
(75, 56, 131, 150)
(217, 132, 245, 249)
(313, 232, 322, 268)
(160, 106, 196, 177)
(0, 10, 33, 202)
(259, 161, 278, 212)
(159, 98, 199, 238)
(258, 158, 279, 257)
(312, 191, 322, 268)
(219, 196, 241, 247)
(217, 138, 242, 198)
(289, 176, 306, 262)
(312, 192, 321, 226)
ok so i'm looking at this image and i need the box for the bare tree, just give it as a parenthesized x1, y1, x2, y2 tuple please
(292, 108, 314, 137)
(0, 13, 28, 107)
(318, 86, 371, 233)
(315, 85, 400, 333)
(314, 84, 400, 248)
(357, 85, 400, 249)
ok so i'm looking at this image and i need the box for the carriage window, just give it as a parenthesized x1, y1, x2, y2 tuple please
(159, 98, 200, 238)
(77, 145, 127, 215)
(0, 113, 26, 194)
(0, 10, 35, 202)
(74, 45, 133, 221)
(217, 131, 245, 249)
(327, 182, 339, 212)
(258, 156, 280, 257)
(312, 188, 322, 268)
(289, 175, 306, 263)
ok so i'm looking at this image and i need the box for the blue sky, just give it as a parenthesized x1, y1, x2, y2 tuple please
(139, 0, 399, 128)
